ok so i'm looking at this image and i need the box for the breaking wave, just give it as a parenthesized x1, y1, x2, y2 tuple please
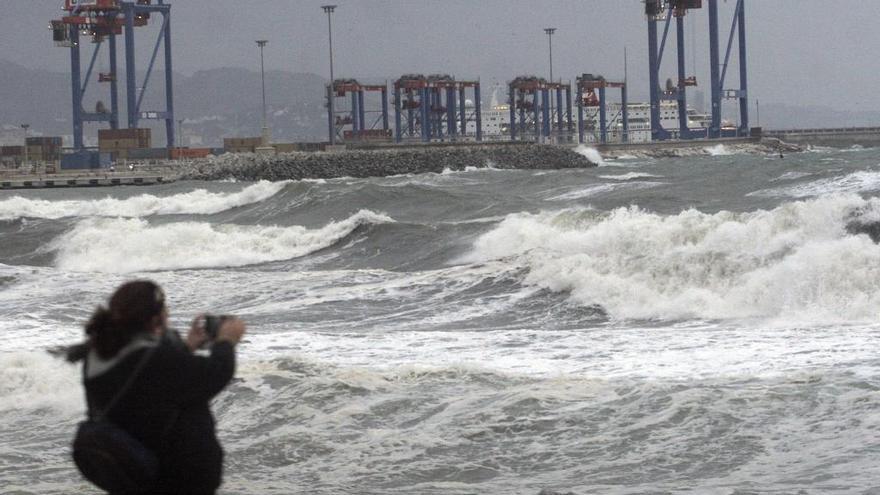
(0, 180, 289, 221)
(573, 145, 605, 165)
(51, 209, 394, 273)
(465, 195, 880, 322)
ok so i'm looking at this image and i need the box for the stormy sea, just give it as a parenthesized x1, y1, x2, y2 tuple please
(1, 145, 879, 494)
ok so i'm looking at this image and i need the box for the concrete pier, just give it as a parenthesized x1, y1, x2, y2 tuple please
(0, 170, 171, 190)
(764, 127, 880, 148)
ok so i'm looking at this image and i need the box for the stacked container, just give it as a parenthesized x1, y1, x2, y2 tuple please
(25, 137, 63, 163)
(98, 128, 152, 159)
(223, 137, 263, 153)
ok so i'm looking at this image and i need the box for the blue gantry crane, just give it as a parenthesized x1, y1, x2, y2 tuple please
(645, 0, 748, 140)
(508, 76, 572, 142)
(51, 0, 175, 158)
(576, 74, 629, 145)
(327, 79, 390, 143)
(392, 74, 482, 143)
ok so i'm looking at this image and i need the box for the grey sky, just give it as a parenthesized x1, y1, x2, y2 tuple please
(4, 1, 880, 112)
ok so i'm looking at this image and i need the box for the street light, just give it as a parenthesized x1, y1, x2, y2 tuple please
(177, 118, 184, 159)
(544, 28, 556, 136)
(322, 5, 337, 145)
(20, 124, 29, 169)
(256, 39, 270, 146)
(756, 98, 760, 127)
(544, 28, 556, 83)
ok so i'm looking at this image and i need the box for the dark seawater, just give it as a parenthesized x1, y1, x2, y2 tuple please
(1, 145, 880, 494)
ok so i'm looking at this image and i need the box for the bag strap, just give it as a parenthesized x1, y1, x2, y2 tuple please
(84, 340, 159, 421)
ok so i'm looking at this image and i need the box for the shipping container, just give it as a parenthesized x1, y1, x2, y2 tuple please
(1, 146, 24, 157)
(170, 148, 212, 159)
(271, 143, 298, 153)
(25, 136, 63, 147)
(98, 128, 151, 149)
(223, 137, 262, 153)
(98, 128, 150, 140)
(127, 148, 169, 160)
(343, 129, 393, 141)
(61, 151, 112, 170)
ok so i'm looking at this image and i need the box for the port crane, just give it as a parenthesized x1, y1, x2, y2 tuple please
(51, 0, 175, 157)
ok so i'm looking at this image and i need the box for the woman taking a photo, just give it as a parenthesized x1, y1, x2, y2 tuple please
(69, 280, 245, 494)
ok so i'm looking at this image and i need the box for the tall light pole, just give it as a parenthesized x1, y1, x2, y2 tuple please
(177, 118, 184, 158)
(544, 27, 556, 136)
(20, 124, 29, 169)
(322, 5, 337, 145)
(256, 39, 270, 147)
(544, 28, 556, 83)
(756, 98, 760, 127)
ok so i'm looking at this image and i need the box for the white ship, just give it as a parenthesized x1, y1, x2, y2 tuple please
(467, 99, 717, 143)
(459, 83, 727, 143)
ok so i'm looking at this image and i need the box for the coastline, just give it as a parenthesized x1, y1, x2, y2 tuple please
(0, 137, 806, 188)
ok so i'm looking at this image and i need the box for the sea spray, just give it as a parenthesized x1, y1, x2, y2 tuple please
(573, 145, 605, 165)
(705, 144, 732, 156)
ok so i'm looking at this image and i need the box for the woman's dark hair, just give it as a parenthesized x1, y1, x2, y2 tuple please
(82, 280, 166, 360)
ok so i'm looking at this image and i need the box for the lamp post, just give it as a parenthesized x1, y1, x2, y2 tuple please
(256, 39, 270, 147)
(20, 124, 29, 169)
(544, 27, 556, 137)
(177, 118, 184, 159)
(756, 98, 760, 127)
(544, 28, 556, 83)
(322, 5, 337, 145)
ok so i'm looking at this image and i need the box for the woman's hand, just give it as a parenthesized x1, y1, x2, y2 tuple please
(216, 317, 246, 345)
(185, 314, 208, 352)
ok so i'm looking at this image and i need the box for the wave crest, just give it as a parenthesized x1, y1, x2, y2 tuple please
(52, 209, 394, 273)
(0, 180, 289, 221)
(466, 195, 880, 321)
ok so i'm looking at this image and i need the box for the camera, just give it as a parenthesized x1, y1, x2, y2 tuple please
(203, 314, 233, 340)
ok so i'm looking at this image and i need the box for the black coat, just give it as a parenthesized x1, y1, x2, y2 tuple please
(84, 335, 236, 494)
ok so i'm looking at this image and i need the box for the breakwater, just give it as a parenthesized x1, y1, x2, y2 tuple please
(597, 137, 802, 159)
(0, 138, 806, 189)
(176, 143, 596, 181)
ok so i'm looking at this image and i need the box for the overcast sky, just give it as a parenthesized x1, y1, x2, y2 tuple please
(4, 1, 880, 112)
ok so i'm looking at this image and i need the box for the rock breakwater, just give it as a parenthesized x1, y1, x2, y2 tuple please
(176, 144, 596, 181)
(598, 137, 803, 159)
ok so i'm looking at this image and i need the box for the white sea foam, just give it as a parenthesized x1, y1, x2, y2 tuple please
(573, 145, 605, 165)
(705, 144, 733, 156)
(598, 172, 661, 181)
(750, 170, 880, 198)
(805, 144, 835, 153)
(770, 171, 814, 182)
(0, 351, 82, 415)
(0, 180, 289, 221)
(51, 209, 394, 273)
(465, 195, 880, 322)
(546, 181, 661, 201)
(441, 163, 501, 175)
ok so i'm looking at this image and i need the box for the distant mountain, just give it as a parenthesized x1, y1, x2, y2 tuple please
(5, 59, 880, 147)
(0, 61, 71, 137)
(0, 60, 328, 147)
